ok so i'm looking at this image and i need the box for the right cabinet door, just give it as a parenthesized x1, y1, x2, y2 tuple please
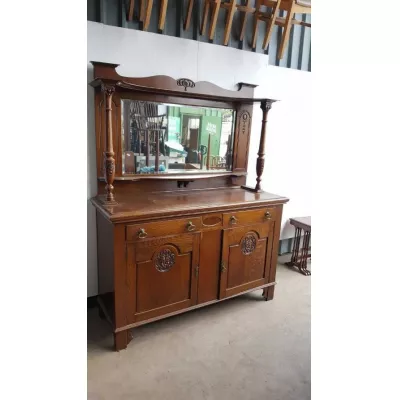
(219, 222, 274, 299)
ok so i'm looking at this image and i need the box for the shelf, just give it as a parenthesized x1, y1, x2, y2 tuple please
(98, 171, 247, 182)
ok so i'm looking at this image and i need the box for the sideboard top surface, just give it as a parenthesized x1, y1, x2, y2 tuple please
(91, 187, 289, 223)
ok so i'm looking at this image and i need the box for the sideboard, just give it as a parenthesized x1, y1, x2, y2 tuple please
(89, 62, 289, 350)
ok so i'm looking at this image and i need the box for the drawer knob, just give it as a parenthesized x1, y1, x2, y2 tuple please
(187, 221, 196, 232)
(138, 228, 148, 239)
(229, 216, 238, 225)
(264, 211, 272, 220)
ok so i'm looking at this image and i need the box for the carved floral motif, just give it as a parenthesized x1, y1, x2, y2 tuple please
(238, 110, 251, 135)
(105, 159, 115, 176)
(101, 84, 116, 96)
(241, 234, 257, 255)
(155, 249, 175, 272)
(177, 78, 195, 91)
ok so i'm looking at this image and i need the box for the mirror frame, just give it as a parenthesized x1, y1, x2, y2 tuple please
(93, 82, 255, 181)
(90, 61, 277, 203)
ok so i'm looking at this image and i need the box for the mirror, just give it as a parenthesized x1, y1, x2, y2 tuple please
(121, 100, 235, 174)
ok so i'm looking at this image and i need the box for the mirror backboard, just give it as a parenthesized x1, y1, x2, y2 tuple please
(121, 100, 235, 175)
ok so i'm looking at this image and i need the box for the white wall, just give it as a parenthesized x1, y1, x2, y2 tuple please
(87, 21, 311, 296)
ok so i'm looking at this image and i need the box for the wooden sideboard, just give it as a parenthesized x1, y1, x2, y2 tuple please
(89, 62, 289, 350)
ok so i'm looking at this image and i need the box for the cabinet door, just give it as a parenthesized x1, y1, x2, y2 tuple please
(219, 222, 274, 299)
(126, 233, 200, 323)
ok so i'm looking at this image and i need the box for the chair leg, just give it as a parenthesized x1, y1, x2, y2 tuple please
(277, 5, 295, 59)
(209, 0, 221, 41)
(201, 0, 210, 36)
(184, 0, 194, 31)
(239, 0, 252, 42)
(127, 0, 134, 21)
(143, 0, 153, 31)
(158, 0, 168, 32)
(223, 2, 236, 46)
(251, 0, 261, 50)
(262, 0, 281, 50)
(139, 0, 146, 22)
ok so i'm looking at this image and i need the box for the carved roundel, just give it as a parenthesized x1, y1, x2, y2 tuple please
(241, 234, 257, 255)
(155, 249, 175, 272)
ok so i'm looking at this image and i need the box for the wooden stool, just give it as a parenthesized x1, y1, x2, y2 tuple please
(285, 216, 311, 276)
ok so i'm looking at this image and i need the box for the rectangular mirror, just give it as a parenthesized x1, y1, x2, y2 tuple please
(121, 100, 236, 175)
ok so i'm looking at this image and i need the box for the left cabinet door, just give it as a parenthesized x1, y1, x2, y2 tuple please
(126, 233, 200, 324)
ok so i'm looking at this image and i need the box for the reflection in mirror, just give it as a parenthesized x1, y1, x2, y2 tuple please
(121, 100, 235, 174)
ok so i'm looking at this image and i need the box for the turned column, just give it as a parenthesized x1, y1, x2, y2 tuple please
(255, 100, 273, 192)
(101, 83, 117, 204)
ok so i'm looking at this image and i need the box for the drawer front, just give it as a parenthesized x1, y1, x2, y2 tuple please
(223, 207, 277, 228)
(126, 217, 202, 241)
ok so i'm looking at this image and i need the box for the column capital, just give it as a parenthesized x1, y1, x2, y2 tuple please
(260, 99, 273, 113)
(100, 83, 116, 96)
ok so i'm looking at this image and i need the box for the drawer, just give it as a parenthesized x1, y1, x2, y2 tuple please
(223, 207, 277, 228)
(126, 217, 202, 241)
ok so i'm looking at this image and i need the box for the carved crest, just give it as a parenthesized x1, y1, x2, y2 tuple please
(155, 249, 175, 272)
(177, 78, 195, 91)
(241, 234, 257, 255)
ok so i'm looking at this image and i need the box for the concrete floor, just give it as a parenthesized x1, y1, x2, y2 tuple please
(88, 254, 311, 400)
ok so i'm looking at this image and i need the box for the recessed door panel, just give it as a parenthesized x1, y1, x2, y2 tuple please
(227, 238, 267, 289)
(126, 233, 200, 323)
(219, 223, 274, 299)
